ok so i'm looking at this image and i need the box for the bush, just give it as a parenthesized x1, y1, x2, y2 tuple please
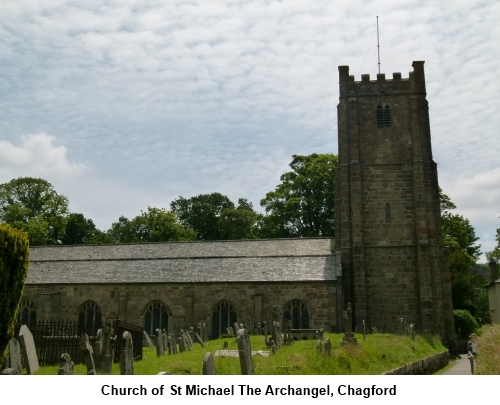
(453, 309, 479, 339)
(0, 224, 30, 367)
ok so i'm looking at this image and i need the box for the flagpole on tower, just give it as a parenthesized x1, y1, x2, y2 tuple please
(377, 15, 381, 74)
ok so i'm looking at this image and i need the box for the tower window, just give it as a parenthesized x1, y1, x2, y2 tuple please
(385, 203, 391, 219)
(377, 105, 392, 128)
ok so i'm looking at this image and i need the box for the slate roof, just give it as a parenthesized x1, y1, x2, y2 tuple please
(27, 238, 341, 284)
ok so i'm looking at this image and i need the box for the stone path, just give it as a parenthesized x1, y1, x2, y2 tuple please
(440, 356, 473, 375)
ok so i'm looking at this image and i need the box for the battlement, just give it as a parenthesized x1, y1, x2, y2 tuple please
(338, 61, 426, 96)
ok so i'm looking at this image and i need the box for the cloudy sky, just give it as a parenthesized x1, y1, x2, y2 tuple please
(0, 0, 498, 259)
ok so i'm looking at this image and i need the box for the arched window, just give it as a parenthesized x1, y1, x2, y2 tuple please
(212, 300, 237, 339)
(283, 299, 310, 329)
(385, 203, 391, 219)
(376, 105, 392, 128)
(77, 300, 102, 335)
(18, 297, 37, 325)
(143, 301, 169, 336)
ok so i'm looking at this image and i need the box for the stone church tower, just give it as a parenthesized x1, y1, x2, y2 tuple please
(335, 61, 454, 341)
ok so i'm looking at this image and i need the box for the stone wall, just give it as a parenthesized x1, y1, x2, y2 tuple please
(23, 280, 340, 334)
(383, 350, 449, 375)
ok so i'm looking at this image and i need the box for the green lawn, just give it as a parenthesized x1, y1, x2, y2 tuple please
(35, 332, 446, 375)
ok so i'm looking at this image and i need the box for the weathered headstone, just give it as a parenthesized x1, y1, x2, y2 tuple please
(79, 333, 96, 375)
(101, 325, 111, 355)
(120, 331, 134, 375)
(316, 339, 323, 354)
(57, 353, 75, 375)
(18, 325, 39, 374)
(202, 352, 216, 375)
(222, 341, 228, 349)
(178, 334, 185, 353)
(155, 328, 164, 357)
(6, 338, 22, 375)
(143, 331, 154, 350)
(233, 322, 239, 336)
(202, 323, 208, 342)
(324, 338, 332, 355)
(195, 333, 205, 348)
(410, 324, 416, 340)
(95, 329, 103, 356)
(341, 302, 358, 346)
(170, 333, 177, 354)
(362, 320, 366, 341)
(184, 331, 194, 351)
(162, 329, 168, 352)
(189, 326, 195, 342)
(236, 328, 254, 375)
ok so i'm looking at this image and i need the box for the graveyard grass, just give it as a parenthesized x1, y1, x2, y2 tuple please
(34, 332, 446, 375)
(475, 324, 500, 375)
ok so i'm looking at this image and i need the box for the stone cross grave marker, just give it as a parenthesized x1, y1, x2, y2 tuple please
(79, 333, 96, 375)
(143, 331, 154, 350)
(341, 302, 358, 345)
(18, 325, 40, 374)
(236, 328, 254, 375)
(202, 352, 216, 375)
(7, 338, 22, 375)
(57, 353, 75, 375)
(120, 331, 134, 375)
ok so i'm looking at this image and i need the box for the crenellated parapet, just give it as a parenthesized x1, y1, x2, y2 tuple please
(338, 61, 426, 96)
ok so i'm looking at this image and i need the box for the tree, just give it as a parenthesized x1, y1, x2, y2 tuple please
(259, 153, 337, 237)
(0, 177, 69, 245)
(440, 190, 488, 322)
(170, 193, 235, 240)
(0, 224, 30, 367)
(107, 207, 196, 243)
(62, 213, 111, 245)
(486, 226, 500, 264)
(218, 198, 260, 240)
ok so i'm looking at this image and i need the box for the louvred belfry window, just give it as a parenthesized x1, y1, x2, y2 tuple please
(376, 105, 392, 128)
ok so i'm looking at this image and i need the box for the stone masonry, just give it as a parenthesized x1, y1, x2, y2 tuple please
(334, 61, 454, 341)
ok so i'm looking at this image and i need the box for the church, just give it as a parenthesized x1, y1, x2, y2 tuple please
(21, 62, 455, 343)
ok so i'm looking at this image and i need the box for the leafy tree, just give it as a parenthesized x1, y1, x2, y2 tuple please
(486, 227, 500, 264)
(0, 177, 69, 245)
(440, 190, 488, 322)
(62, 213, 111, 245)
(453, 309, 479, 338)
(218, 199, 260, 240)
(260, 153, 337, 237)
(107, 207, 196, 243)
(0, 224, 30, 367)
(170, 193, 235, 240)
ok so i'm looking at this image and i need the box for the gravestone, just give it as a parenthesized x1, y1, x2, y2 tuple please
(410, 324, 416, 341)
(162, 329, 168, 352)
(143, 331, 154, 350)
(341, 302, 358, 346)
(120, 331, 134, 375)
(316, 339, 323, 354)
(96, 326, 112, 373)
(57, 353, 75, 375)
(95, 329, 103, 356)
(233, 322, 239, 336)
(228, 326, 234, 336)
(263, 321, 268, 345)
(7, 338, 22, 375)
(79, 334, 96, 375)
(222, 341, 228, 349)
(155, 329, 164, 357)
(324, 338, 332, 355)
(18, 325, 39, 374)
(189, 327, 195, 342)
(202, 352, 216, 375)
(178, 334, 185, 353)
(362, 320, 366, 341)
(236, 328, 254, 375)
(170, 333, 178, 354)
(101, 325, 111, 355)
(272, 321, 282, 349)
(195, 333, 205, 348)
(202, 323, 208, 342)
(184, 331, 194, 351)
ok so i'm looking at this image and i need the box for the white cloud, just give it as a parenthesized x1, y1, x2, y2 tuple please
(0, 134, 87, 181)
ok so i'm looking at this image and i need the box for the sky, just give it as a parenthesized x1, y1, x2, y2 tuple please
(0, 0, 498, 260)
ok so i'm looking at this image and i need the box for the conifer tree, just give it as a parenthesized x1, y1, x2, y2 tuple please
(0, 224, 30, 367)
